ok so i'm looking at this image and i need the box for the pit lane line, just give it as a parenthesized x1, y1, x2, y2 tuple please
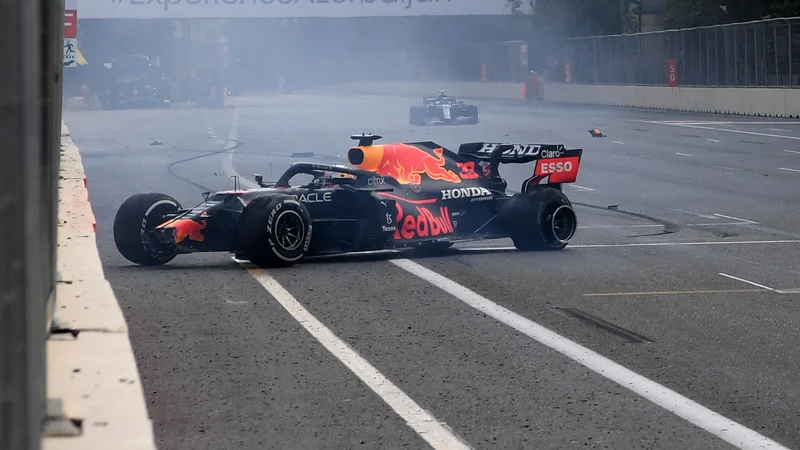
(239, 262, 472, 450)
(388, 258, 791, 450)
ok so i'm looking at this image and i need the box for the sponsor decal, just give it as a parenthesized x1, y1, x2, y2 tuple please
(84, 0, 507, 19)
(441, 187, 492, 201)
(540, 148, 564, 159)
(368, 176, 386, 186)
(394, 203, 454, 240)
(351, 144, 461, 185)
(296, 191, 332, 203)
(477, 143, 543, 158)
(161, 219, 207, 243)
(533, 156, 581, 184)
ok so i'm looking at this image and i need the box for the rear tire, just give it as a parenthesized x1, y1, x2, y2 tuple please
(238, 195, 313, 268)
(499, 187, 577, 251)
(113, 193, 181, 266)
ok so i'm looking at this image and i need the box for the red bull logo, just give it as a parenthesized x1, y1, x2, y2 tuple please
(348, 144, 461, 185)
(167, 219, 207, 243)
(394, 203, 454, 240)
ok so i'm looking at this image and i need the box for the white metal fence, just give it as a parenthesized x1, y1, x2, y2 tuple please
(559, 17, 800, 87)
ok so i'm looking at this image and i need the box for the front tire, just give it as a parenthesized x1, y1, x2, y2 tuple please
(113, 193, 182, 266)
(238, 195, 313, 268)
(499, 187, 577, 251)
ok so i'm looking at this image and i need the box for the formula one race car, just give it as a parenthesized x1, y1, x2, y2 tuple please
(112, 134, 582, 268)
(409, 91, 479, 126)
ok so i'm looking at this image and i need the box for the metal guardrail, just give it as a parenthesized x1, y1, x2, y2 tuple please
(560, 17, 800, 87)
(0, 1, 64, 449)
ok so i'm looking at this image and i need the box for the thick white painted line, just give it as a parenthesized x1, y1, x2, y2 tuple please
(220, 107, 258, 189)
(569, 184, 596, 192)
(676, 152, 692, 156)
(712, 213, 759, 224)
(784, 150, 800, 154)
(390, 258, 790, 450)
(244, 266, 472, 450)
(778, 167, 800, 173)
(613, 141, 624, 145)
(718, 273, 775, 291)
(706, 139, 721, 143)
(455, 240, 800, 252)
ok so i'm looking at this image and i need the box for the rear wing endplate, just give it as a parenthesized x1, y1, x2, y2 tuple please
(458, 142, 584, 188)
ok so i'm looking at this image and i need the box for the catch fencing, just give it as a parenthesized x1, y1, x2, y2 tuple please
(560, 17, 800, 87)
(0, 1, 64, 450)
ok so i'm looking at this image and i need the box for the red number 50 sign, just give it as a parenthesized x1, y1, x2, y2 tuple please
(667, 59, 678, 87)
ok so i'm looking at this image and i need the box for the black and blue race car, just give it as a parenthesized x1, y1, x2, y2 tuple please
(410, 90, 479, 126)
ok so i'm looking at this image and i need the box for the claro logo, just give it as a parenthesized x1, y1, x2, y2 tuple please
(394, 203, 454, 240)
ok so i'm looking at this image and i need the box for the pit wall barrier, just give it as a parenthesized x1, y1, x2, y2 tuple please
(44, 121, 157, 450)
(292, 81, 800, 118)
(543, 83, 800, 117)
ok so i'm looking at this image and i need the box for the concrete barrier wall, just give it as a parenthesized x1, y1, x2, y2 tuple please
(44, 122, 156, 450)
(543, 83, 800, 117)
(290, 80, 800, 118)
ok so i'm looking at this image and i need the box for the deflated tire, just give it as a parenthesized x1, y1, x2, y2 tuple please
(499, 187, 577, 251)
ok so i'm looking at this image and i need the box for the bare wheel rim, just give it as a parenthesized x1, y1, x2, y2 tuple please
(550, 205, 577, 243)
(273, 210, 305, 251)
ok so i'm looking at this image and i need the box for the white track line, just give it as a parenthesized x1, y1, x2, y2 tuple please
(244, 266, 472, 450)
(662, 123, 800, 141)
(784, 150, 800, 154)
(778, 167, 800, 173)
(706, 139, 721, 143)
(718, 273, 775, 291)
(390, 259, 790, 450)
(569, 184, 596, 192)
(768, 128, 791, 133)
(221, 107, 257, 189)
(676, 152, 692, 157)
(455, 240, 800, 251)
(712, 213, 759, 224)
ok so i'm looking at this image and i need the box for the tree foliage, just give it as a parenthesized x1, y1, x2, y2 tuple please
(507, 0, 641, 38)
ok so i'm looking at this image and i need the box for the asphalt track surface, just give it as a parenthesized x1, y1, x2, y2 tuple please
(65, 95, 800, 450)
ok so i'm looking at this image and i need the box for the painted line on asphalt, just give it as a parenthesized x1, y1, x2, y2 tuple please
(676, 152, 692, 157)
(455, 240, 800, 252)
(784, 149, 800, 154)
(718, 273, 775, 291)
(713, 166, 740, 171)
(221, 107, 258, 189)
(569, 184, 596, 192)
(660, 122, 800, 141)
(778, 167, 800, 173)
(706, 139, 721, 143)
(584, 288, 764, 297)
(243, 264, 473, 450)
(390, 258, 791, 450)
(768, 128, 791, 133)
(712, 213, 759, 224)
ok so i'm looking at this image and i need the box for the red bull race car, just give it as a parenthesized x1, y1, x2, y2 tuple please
(112, 134, 583, 268)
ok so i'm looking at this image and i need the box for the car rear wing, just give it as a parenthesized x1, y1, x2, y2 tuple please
(457, 142, 584, 187)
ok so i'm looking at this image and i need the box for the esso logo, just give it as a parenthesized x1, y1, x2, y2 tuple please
(540, 161, 573, 174)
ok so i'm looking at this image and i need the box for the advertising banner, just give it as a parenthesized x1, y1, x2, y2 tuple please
(77, 0, 510, 19)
